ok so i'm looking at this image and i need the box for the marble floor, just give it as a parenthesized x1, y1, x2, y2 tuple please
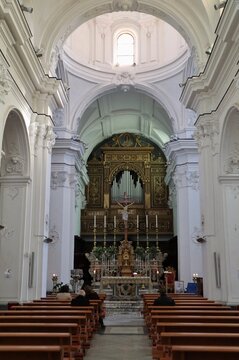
(84, 312, 152, 360)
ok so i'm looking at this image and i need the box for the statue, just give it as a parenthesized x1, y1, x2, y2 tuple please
(117, 192, 134, 241)
(117, 201, 134, 223)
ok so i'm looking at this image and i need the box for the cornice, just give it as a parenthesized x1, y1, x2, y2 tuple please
(63, 48, 189, 85)
(180, 1, 239, 113)
(53, 138, 86, 157)
(0, 1, 67, 112)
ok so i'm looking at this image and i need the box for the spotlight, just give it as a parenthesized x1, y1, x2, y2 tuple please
(196, 237, 206, 243)
(205, 47, 212, 55)
(20, 5, 33, 13)
(43, 237, 53, 244)
(35, 48, 44, 57)
(214, 1, 226, 10)
(179, 82, 186, 88)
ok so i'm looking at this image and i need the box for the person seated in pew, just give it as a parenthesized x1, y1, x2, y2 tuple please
(71, 289, 90, 306)
(153, 289, 175, 306)
(56, 284, 72, 301)
(84, 285, 106, 329)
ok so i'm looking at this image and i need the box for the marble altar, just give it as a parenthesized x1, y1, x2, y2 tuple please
(100, 276, 152, 299)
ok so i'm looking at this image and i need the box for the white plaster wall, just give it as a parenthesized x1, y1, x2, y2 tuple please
(223, 183, 239, 303)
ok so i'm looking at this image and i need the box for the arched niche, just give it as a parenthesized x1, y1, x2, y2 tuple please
(220, 107, 239, 175)
(0, 109, 30, 301)
(1, 109, 30, 178)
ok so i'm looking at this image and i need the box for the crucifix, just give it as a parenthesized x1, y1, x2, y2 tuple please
(117, 192, 134, 241)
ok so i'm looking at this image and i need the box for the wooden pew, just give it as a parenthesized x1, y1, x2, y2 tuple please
(143, 304, 231, 322)
(0, 316, 88, 353)
(0, 332, 72, 359)
(4, 308, 97, 333)
(150, 315, 239, 343)
(0, 323, 81, 359)
(160, 332, 239, 359)
(0, 345, 64, 360)
(145, 309, 239, 332)
(171, 345, 239, 360)
(152, 322, 239, 360)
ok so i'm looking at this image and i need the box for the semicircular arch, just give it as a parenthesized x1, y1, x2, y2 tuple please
(40, 0, 212, 75)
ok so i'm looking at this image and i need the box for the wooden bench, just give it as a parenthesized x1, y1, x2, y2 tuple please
(145, 309, 239, 331)
(0, 315, 88, 352)
(152, 322, 239, 360)
(3, 308, 97, 333)
(150, 316, 239, 344)
(160, 331, 239, 359)
(171, 345, 239, 360)
(0, 332, 72, 359)
(0, 323, 81, 359)
(0, 345, 64, 360)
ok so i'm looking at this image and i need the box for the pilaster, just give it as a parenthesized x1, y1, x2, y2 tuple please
(48, 138, 87, 290)
(165, 139, 202, 286)
(29, 115, 56, 298)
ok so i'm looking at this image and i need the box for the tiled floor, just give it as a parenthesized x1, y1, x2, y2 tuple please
(84, 312, 152, 360)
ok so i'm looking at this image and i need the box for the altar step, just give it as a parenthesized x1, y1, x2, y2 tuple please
(104, 300, 143, 315)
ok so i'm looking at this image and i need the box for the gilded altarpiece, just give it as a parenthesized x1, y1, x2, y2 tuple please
(81, 133, 173, 237)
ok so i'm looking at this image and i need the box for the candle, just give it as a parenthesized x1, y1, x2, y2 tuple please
(114, 216, 116, 228)
(156, 214, 158, 228)
(94, 214, 96, 227)
(104, 215, 106, 228)
(146, 214, 148, 228)
(136, 215, 139, 228)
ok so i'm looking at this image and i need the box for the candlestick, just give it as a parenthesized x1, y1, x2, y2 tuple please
(104, 215, 106, 228)
(156, 214, 158, 228)
(146, 214, 148, 228)
(94, 214, 96, 228)
(93, 227, 97, 249)
(136, 214, 139, 228)
(114, 215, 116, 229)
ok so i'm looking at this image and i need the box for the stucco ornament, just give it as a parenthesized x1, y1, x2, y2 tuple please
(224, 143, 239, 174)
(0, 61, 11, 104)
(112, 0, 139, 11)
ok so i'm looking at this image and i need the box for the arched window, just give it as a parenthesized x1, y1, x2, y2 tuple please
(116, 33, 135, 66)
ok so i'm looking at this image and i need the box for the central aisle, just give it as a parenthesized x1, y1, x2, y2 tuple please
(84, 311, 152, 360)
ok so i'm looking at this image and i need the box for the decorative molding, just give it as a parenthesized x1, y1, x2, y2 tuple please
(45, 125, 57, 154)
(112, 0, 139, 11)
(29, 122, 56, 153)
(0, 60, 11, 104)
(186, 170, 199, 190)
(51, 171, 68, 189)
(173, 170, 199, 190)
(194, 115, 219, 153)
(53, 108, 64, 127)
(224, 143, 239, 174)
(168, 182, 176, 209)
(231, 185, 239, 199)
(4, 155, 24, 176)
(0, 226, 15, 242)
(113, 71, 135, 86)
(49, 25, 72, 73)
(7, 187, 19, 200)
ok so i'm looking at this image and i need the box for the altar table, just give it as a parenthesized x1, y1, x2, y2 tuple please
(100, 276, 152, 299)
